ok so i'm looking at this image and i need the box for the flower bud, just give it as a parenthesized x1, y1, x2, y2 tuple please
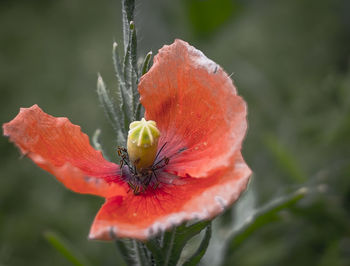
(127, 118, 160, 172)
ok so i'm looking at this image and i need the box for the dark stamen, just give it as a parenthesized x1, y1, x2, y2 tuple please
(154, 142, 167, 162)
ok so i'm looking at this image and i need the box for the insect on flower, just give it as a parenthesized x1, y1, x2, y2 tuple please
(3, 39, 251, 240)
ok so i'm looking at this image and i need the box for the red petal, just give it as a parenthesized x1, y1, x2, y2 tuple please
(139, 39, 248, 178)
(3, 105, 126, 198)
(89, 152, 251, 240)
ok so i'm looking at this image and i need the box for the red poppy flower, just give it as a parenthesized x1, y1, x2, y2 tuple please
(3, 39, 251, 240)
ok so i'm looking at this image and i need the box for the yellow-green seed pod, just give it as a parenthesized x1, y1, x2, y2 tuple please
(127, 118, 160, 172)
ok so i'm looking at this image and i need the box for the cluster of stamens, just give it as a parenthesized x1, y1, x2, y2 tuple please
(117, 143, 169, 195)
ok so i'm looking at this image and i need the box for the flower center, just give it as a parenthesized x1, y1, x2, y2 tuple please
(117, 118, 169, 195)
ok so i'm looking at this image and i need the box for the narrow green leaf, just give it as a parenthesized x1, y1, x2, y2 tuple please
(162, 221, 211, 266)
(43, 231, 90, 266)
(141, 51, 153, 76)
(92, 128, 103, 151)
(129, 22, 138, 78)
(123, 21, 139, 121)
(112, 42, 127, 92)
(92, 128, 111, 160)
(96, 74, 126, 144)
(264, 133, 306, 182)
(97, 74, 119, 129)
(113, 42, 131, 134)
(225, 188, 307, 254)
(123, 23, 132, 86)
(144, 221, 212, 266)
(183, 223, 212, 266)
(121, 0, 135, 53)
(129, 21, 140, 117)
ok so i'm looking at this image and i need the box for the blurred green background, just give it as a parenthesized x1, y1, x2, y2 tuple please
(1, 0, 350, 265)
